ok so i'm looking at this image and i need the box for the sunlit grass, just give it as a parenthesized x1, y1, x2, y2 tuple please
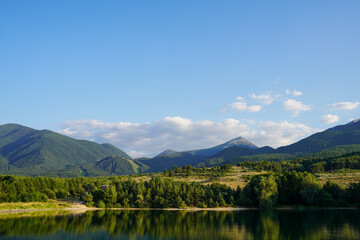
(0, 200, 71, 211)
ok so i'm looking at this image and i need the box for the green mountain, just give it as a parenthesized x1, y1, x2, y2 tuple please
(139, 137, 259, 172)
(87, 156, 141, 175)
(277, 120, 360, 154)
(0, 123, 134, 176)
(52, 156, 150, 177)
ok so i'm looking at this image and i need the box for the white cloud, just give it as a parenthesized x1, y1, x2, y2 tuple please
(285, 90, 303, 96)
(231, 97, 262, 112)
(231, 102, 262, 112)
(283, 99, 311, 117)
(331, 101, 360, 110)
(59, 117, 319, 158)
(236, 96, 245, 101)
(321, 114, 339, 124)
(246, 105, 262, 112)
(250, 94, 276, 104)
(250, 121, 319, 147)
(293, 90, 303, 96)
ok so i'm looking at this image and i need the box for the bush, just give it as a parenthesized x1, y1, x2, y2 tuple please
(97, 201, 106, 208)
(56, 190, 68, 199)
(21, 192, 48, 202)
(43, 189, 56, 199)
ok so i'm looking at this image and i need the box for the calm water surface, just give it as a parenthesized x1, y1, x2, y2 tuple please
(0, 209, 359, 240)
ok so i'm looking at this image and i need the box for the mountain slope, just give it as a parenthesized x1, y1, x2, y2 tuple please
(155, 149, 178, 157)
(277, 120, 360, 154)
(197, 146, 275, 166)
(0, 124, 133, 176)
(139, 152, 205, 172)
(85, 156, 142, 176)
(139, 137, 258, 172)
(187, 137, 258, 157)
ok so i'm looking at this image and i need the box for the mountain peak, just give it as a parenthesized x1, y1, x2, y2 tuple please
(223, 136, 258, 149)
(347, 119, 360, 125)
(156, 149, 178, 157)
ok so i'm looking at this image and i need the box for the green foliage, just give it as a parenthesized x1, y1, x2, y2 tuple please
(75, 156, 145, 177)
(97, 201, 106, 208)
(299, 174, 322, 205)
(345, 182, 360, 205)
(237, 151, 360, 174)
(0, 173, 359, 208)
(243, 175, 278, 209)
(56, 190, 68, 199)
(43, 189, 56, 199)
(21, 192, 48, 202)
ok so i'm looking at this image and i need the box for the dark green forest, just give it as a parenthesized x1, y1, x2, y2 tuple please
(237, 151, 360, 174)
(0, 170, 359, 209)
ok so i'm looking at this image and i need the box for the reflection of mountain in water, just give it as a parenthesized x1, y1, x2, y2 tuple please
(0, 210, 360, 240)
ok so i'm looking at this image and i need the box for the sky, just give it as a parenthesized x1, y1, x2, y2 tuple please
(1, 1, 360, 157)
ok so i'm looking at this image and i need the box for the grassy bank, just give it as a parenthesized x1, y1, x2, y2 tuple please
(0, 200, 72, 211)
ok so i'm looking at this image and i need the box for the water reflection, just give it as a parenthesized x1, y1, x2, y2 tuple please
(0, 209, 359, 239)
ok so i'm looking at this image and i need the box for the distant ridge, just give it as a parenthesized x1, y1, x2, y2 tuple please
(276, 120, 360, 154)
(187, 136, 258, 157)
(138, 136, 258, 171)
(155, 149, 178, 157)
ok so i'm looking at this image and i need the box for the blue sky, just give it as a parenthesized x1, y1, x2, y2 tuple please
(1, 1, 360, 157)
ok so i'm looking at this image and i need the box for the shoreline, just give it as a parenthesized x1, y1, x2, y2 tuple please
(0, 205, 358, 215)
(0, 206, 252, 214)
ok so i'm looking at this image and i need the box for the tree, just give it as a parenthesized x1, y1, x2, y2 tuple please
(216, 193, 226, 207)
(244, 175, 278, 209)
(43, 189, 56, 199)
(56, 189, 68, 199)
(104, 186, 118, 206)
(299, 174, 321, 205)
(254, 175, 278, 209)
(175, 195, 187, 208)
(81, 192, 94, 207)
(323, 181, 345, 201)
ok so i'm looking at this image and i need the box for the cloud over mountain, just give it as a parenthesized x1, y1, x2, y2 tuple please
(321, 114, 339, 124)
(59, 117, 319, 157)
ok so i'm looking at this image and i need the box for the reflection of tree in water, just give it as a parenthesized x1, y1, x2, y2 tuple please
(0, 210, 359, 239)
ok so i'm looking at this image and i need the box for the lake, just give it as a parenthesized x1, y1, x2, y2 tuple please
(0, 209, 359, 239)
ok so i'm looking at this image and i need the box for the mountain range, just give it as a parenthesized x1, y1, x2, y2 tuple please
(1, 119, 360, 177)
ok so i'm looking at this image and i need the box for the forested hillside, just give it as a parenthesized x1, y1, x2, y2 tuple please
(0, 124, 137, 176)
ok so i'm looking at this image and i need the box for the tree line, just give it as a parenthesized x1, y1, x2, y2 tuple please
(0, 171, 359, 209)
(237, 152, 360, 174)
